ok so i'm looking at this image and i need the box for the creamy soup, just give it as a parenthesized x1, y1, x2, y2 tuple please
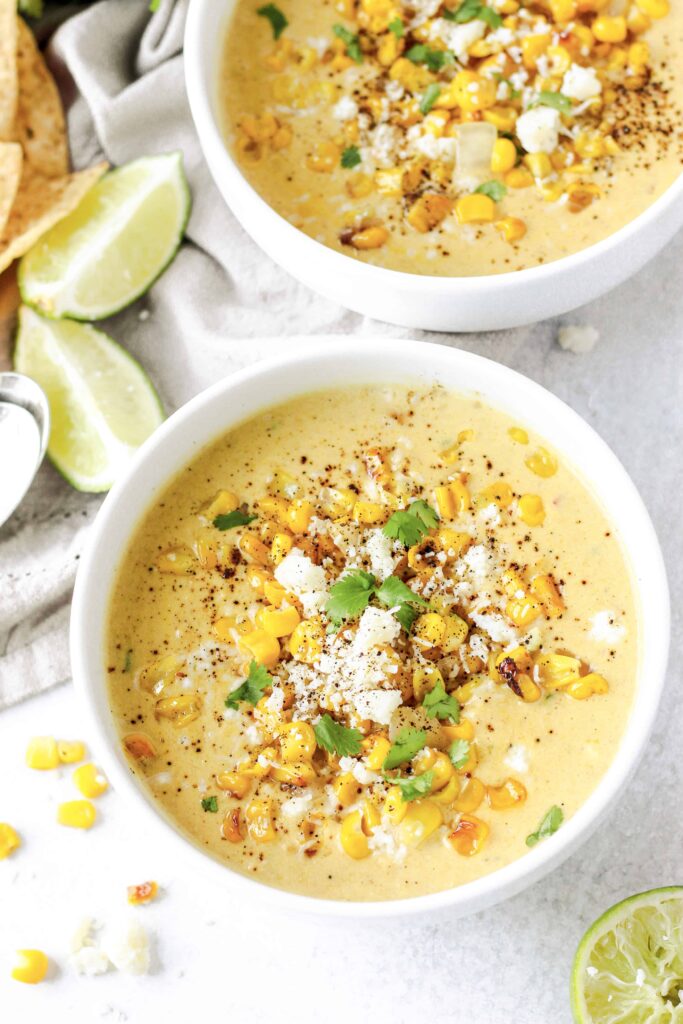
(220, 0, 683, 276)
(107, 386, 637, 901)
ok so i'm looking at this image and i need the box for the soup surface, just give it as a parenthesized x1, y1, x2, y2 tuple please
(107, 386, 637, 901)
(220, 0, 683, 276)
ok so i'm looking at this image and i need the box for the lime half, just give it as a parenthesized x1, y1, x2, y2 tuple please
(19, 152, 190, 320)
(14, 306, 164, 492)
(572, 887, 683, 1023)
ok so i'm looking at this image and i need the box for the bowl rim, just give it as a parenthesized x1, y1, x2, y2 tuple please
(183, 0, 683, 293)
(70, 338, 670, 918)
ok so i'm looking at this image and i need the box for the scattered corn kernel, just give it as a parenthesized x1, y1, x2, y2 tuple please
(12, 950, 49, 985)
(57, 741, 86, 765)
(127, 881, 158, 905)
(57, 800, 97, 830)
(0, 823, 21, 859)
(26, 736, 59, 770)
(73, 763, 108, 799)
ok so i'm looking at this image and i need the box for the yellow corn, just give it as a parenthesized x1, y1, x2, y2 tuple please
(307, 141, 340, 172)
(505, 596, 542, 628)
(433, 774, 460, 805)
(222, 807, 244, 843)
(55, 740, 86, 765)
(447, 814, 489, 855)
(530, 573, 565, 617)
(289, 618, 324, 664)
(565, 672, 609, 699)
(340, 810, 371, 858)
(442, 717, 475, 743)
(383, 785, 408, 825)
(156, 547, 195, 574)
(271, 532, 294, 565)
(206, 490, 239, 519)
(216, 771, 251, 798)
(239, 532, 271, 565)
(453, 777, 485, 812)
(245, 798, 276, 841)
(414, 612, 446, 648)
(525, 446, 558, 478)
(412, 665, 444, 702)
(636, 0, 668, 16)
(495, 216, 527, 243)
(264, 578, 289, 606)
(239, 629, 281, 667)
(550, 0, 577, 19)
(260, 606, 301, 638)
(628, 41, 650, 69)
(26, 736, 59, 770)
(592, 14, 627, 41)
(522, 32, 551, 69)
(154, 693, 202, 727)
(413, 749, 454, 792)
(57, 800, 97, 830)
(352, 500, 385, 525)
(398, 800, 443, 847)
(505, 166, 534, 189)
(406, 193, 453, 233)
(271, 761, 317, 786)
(123, 732, 157, 760)
(443, 614, 469, 652)
(279, 721, 316, 762)
(73, 763, 108, 799)
(483, 106, 517, 132)
(437, 528, 472, 559)
(11, 950, 49, 985)
(479, 481, 514, 509)
(349, 225, 390, 250)
(361, 799, 381, 835)
(456, 194, 496, 224)
(333, 772, 360, 808)
(364, 734, 392, 771)
(238, 747, 275, 779)
(486, 777, 527, 809)
(535, 653, 582, 690)
(518, 493, 545, 526)
(434, 480, 470, 518)
(287, 499, 314, 533)
(524, 152, 553, 180)
(127, 881, 159, 905)
(213, 616, 237, 643)
(508, 426, 529, 444)
(628, 6, 651, 32)
(0, 823, 21, 859)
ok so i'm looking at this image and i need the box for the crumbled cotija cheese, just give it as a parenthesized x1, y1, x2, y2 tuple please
(354, 606, 401, 653)
(557, 324, 600, 354)
(275, 548, 328, 614)
(562, 64, 602, 101)
(590, 610, 626, 645)
(515, 106, 560, 154)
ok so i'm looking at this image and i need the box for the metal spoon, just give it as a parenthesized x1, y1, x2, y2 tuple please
(0, 372, 50, 528)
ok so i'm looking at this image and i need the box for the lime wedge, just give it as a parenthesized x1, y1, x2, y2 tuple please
(571, 887, 683, 1024)
(14, 305, 164, 492)
(18, 152, 190, 320)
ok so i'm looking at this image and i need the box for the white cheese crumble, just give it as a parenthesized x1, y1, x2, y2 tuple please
(428, 17, 485, 59)
(353, 688, 403, 725)
(370, 123, 402, 167)
(458, 543, 496, 581)
(590, 610, 626, 645)
(354, 606, 401, 653)
(516, 106, 561, 154)
(339, 756, 380, 784)
(281, 792, 313, 819)
(367, 824, 407, 860)
(562, 64, 602, 101)
(333, 96, 359, 121)
(105, 920, 151, 976)
(274, 548, 328, 615)
(366, 528, 397, 580)
(479, 502, 501, 528)
(504, 744, 529, 773)
(72, 946, 111, 976)
(557, 324, 600, 353)
(470, 611, 518, 645)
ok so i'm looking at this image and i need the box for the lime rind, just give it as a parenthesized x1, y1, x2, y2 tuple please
(571, 886, 683, 1024)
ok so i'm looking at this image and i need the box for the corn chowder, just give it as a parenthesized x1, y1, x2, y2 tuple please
(107, 386, 637, 901)
(220, 0, 683, 275)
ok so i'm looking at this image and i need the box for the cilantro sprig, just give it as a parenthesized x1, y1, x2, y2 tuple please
(419, 83, 442, 116)
(388, 17, 404, 37)
(225, 661, 272, 710)
(532, 91, 572, 114)
(333, 23, 363, 63)
(325, 570, 427, 632)
(257, 3, 288, 39)
(341, 145, 362, 169)
(443, 0, 502, 28)
(383, 727, 427, 770)
(475, 180, 507, 202)
(448, 738, 470, 769)
(388, 770, 434, 802)
(213, 508, 257, 531)
(406, 45, 456, 73)
(422, 679, 460, 723)
(526, 805, 564, 847)
(314, 714, 363, 757)
(201, 796, 218, 813)
(383, 499, 439, 548)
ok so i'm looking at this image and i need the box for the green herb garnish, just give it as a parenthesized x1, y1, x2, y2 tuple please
(475, 180, 507, 202)
(201, 796, 219, 813)
(388, 17, 404, 37)
(225, 661, 272, 710)
(526, 805, 564, 847)
(383, 727, 427, 770)
(213, 509, 257, 531)
(419, 83, 442, 116)
(333, 23, 363, 63)
(314, 714, 363, 757)
(422, 680, 460, 723)
(448, 738, 470, 769)
(383, 499, 439, 547)
(123, 649, 133, 673)
(443, 0, 502, 28)
(341, 145, 362, 169)
(326, 568, 377, 627)
(376, 575, 428, 633)
(533, 91, 572, 113)
(406, 45, 455, 73)
(388, 771, 434, 802)
(257, 2, 289, 39)
(493, 74, 521, 100)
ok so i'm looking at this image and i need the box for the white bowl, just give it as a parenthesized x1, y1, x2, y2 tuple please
(71, 339, 669, 918)
(184, 0, 683, 333)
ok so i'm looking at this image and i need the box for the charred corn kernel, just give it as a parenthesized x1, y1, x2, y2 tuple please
(565, 672, 609, 699)
(505, 596, 542, 628)
(123, 732, 157, 760)
(448, 814, 489, 856)
(0, 823, 20, 859)
(241, 111, 278, 142)
(287, 499, 314, 533)
(437, 528, 472, 559)
(279, 721, 316, 762)
(239, 629, 280, 667)
(522, 32, 551, 69)
(239, 532, 271, 565)
(340, 811, 370, 858)
(375, 168, 403, 196)
(333, 772, 360, 808)
(289, 618, 324, 664)
(524, 152, 553, 180)
(493, 645, 532, 678)
(271, 761, 317, 785)
(245, 798, 276, 842)
(443, 614, 469, 652)
(406, 193, 453, 233)
(516, 674, 543, 702)
(550, 0, 577, 19)
(127, 881, 158, 905)
(592, 14, 626, 41)
(518, 493, 545, 526)
(509, 426, 529, 444)
(453, 777, 485, 812)
(352, 500, 385, 524)
(206, 490, 239, 518)
(270, 532, 294, 565)
(495, 216, 527, 243)
(389, 56, 431, 92)
(434, 480, 470, 518)
(26, 736, 59, 770)
(261, 606, 301, 638)
(383, 785, 408, 825)
(57, 799, 96, 829)
(547, 43, 572, 73)
(264, 579, 288, 606)
(456, 194, 496, 224)
(236, 134, 262, 162)
(525, 446, 558, 478)
(365, 447, 393, 490)
(73, 763, 108, 799)
(213, 616, 236, 642)
(530, 573, 565, 616)
(365, 735, 392, 771)
(398, 799, 443, 847)
(505, 166, 534, 188)
(433, 774, 460, 805)
(155, 693, 202, 727)
(247, 567, 272, 595)
(238, 746, 275, 779)
(486, 777, 527, 809)
(156, 547, 195, 574)
(216, 771, 251, 798)
(479, 480, 513, 508)
(414, 750, 454, 791)
(535, 653, 582, 689)
(350, 225, 390, 250)
(12, 950, 49, 985)
(491, 137, 517, 174)
(442, 717, 475, 743)
(414, 612, 446, 648)
(222, 807, 244, 843)
(307, 141, 340, 172)
(136, 653, 186, 695)
(412, 665, 444, 702)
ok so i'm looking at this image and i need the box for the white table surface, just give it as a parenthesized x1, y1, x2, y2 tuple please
(2, 229, 682, 1024)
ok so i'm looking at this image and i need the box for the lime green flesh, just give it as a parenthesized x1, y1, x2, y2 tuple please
(14, 306, 164, 492)
(572, 888, 683, 1024)
(19, 152, 190, 320)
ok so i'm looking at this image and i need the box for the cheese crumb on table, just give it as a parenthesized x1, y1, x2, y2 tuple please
(557, 324, 600, 354)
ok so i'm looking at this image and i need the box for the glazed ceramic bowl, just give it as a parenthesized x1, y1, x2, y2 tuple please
(184, 0, 683, 333)
(70, 339, 670, 918)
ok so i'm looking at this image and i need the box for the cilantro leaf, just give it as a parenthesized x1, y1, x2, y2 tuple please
(475, 180, 507, 202)
(201, 796, 218, 813)
(422, 679, 460, 723)
(448, 738, 470, 769)
(341, 145, 362, 169)
(409, 499, 440, 530)
(376, 575, 428, 633)
(526, 805, 564, 847)
(388, 17, 404, 37)
(493, 74, 521, 100)
(314, 714, 363, 756)
(257, 3, 288, 39)
(333, 23, 363, 63)
(443, 0, 502, 28)
(383, 727, 427, 770)
(388, 770, 434, 802)
(326, 569, 377, 627)
(213, 509, 257, 531)
(406, 45, 456, 73)
(148, 0, 160, 10)
(393, 603, 420, 633)
(533, 90, 572, 113)
(225, 661, 272, 710)
(123, 648, 133, 673)
(383, 500, 439, 547)
(419, 83, 442, 116)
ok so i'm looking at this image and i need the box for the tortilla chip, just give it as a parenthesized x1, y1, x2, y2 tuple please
(0, 0, 18, 142)
(0, 142, 22, 237)
(0, 161, 107, 275)
(0, 264, 19, 370)
(15, 17, 69, 178)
